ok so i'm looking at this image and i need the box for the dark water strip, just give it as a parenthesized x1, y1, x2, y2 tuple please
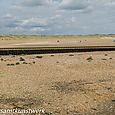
(0, 47, 115, 55)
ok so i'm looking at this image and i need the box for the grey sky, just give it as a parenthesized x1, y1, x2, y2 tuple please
(0, 0, 115, 35)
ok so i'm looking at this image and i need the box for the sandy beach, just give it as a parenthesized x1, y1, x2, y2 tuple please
(0, 35, 115, 48)
(0, 52, 115, 114)
(0, 35, 115, 114)
(1, 0, 115, 113)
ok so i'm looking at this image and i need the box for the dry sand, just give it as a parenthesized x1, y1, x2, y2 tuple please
(0, 36, 115, 48)
(0, 51, 115, 115)
(0, 35, 115, 115)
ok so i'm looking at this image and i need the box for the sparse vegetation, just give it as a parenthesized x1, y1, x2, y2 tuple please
(22, 62, 28, 64)
(51, 80, 89, 93)
(0, 34, 115, 43)
(101, 58, 107, 60)
(0, 45, 114, 115)
(7, 64, 10, 66)
(19, 57, 25, 61)
(16, 62, 20, 65)
(12, 55, 15, 58)
(86, 56, 93, 62)
(57, 40, 60, 42)
(112, 99, 115, 102)
(32, 61, 35, 64)
(7, 63, 15, 66)
(50, 55, 54, 57)
(56, 61, 59, 63)
(105, 54, 108, 56)
(0, 58, 4, 61)
(69, 54, 74, 56)
(11, 64, 15, 66)
(36, 56, 43, 59)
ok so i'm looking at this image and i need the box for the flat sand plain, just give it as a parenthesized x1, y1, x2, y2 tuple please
(0, 35, 115, 115)
(0, 35, 115, 48)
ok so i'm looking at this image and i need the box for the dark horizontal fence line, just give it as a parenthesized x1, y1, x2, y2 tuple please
(0, 46, 115, 55)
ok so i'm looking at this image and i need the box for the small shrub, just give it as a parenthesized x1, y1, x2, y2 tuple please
(23, 62, 28, 64)
(101, 58, 107, 60)
(32, 61, 35, 64)
(105, 54, 108, 56)
(109, 57, 112, 60)
(12, 55, 15, 58)
(16, 62, 20, 65)
(20, 57, 25, 61)
(87, 56, 93, 62)
(36, 56, 43, 59)
(7, 64, 10, 66)
(50, 55, 54, 57)
(10, 64, 15, 66)
(69, 54, 74, 56)
(1, 58, 3, 61)
(7, 63, 15, 66)
(56, 61, 59, 63)
(112, 99, 115, 102)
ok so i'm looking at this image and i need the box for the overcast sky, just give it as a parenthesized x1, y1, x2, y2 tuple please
(0, 0, 115, 35)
